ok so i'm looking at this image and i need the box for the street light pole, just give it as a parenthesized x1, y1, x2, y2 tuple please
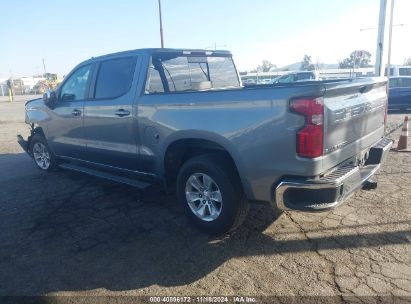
(386, 0, 395, 83)
(375, 0, 387, 76)
(158, 0, 164, 48)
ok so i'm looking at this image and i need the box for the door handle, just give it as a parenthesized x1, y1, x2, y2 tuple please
(72, 109, 82, 116)
(115, 109, 131, 117)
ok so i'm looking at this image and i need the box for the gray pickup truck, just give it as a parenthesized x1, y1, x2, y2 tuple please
(18, 48, 392, 234)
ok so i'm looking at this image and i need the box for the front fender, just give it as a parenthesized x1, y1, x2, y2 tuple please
(24, 99, 50, 134)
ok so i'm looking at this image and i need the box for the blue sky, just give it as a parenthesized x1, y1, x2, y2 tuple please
(1, 0, 409, 77)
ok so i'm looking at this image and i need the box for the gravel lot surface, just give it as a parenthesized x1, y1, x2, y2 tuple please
(0, 97, 410, 302)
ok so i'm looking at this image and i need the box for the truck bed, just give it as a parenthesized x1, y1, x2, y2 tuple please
(139, 77, 387, 203)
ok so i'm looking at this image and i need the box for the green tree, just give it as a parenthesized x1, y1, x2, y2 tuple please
(339, 50, 372, 69)
(300, 55, 315, 71)
(257, 60, 276, 72)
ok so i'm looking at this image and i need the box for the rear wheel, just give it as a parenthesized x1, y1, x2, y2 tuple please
(30, 134, 58, 171)
(177, 154, 249, 235)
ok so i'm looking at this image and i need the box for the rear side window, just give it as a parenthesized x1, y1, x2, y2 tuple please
(146, 54, 240, 93)
(94, 57, 136, 99)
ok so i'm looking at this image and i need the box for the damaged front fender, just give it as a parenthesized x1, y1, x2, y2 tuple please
(25, 98, 50, 125)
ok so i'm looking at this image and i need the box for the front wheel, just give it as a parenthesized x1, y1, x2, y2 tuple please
(177, 154, 249, 235)
(29, 134, 58, 171)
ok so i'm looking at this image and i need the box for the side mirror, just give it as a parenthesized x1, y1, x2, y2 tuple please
(43, 90, 57, 106)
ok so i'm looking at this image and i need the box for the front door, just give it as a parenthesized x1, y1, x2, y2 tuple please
(47, 64, 93, 159)
(83, 56, 140, 171)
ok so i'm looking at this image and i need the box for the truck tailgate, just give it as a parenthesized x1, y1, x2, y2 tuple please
(323, 78, 387, 157)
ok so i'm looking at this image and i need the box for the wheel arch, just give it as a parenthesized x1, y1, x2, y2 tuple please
(158, 131, 252, 198)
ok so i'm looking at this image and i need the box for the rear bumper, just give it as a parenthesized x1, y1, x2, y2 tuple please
(274, 137, 393, 211)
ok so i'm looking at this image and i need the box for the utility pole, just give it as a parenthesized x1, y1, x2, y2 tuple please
(158, 0, 164, 48)
(42, 58, 47, 75)
(205, 43, 227, 50)
(375, 0, 387, 76)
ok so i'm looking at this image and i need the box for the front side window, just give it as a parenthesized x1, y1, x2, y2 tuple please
(60, 64, 92, 101)
(94, 57, 136, 99)
(146, 54, 240, 93)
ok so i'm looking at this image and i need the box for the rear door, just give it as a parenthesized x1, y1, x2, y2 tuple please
(47, 63, 93, 159)
(83, 56, 140, 170)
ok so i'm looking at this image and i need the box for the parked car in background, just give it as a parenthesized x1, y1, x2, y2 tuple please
(269, 71, 319, 84)
(388, 76, 411, 111)
(18, 48, 391, 234)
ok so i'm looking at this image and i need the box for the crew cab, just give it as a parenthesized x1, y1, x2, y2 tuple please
(18, 48, 392, 234)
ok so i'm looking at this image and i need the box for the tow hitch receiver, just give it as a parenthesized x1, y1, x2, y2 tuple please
(362, 179, 378, 190)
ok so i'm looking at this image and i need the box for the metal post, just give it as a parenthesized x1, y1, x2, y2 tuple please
(158, 0, 164, 48)
(375, 0, 387, 76)
(386, 0, 395, 87)
(7, 79, 13, 102)
(352, 51, 357, 78)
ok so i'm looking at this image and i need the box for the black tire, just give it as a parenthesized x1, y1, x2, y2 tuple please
(29, 134, 58, 171)
(177, 153, 249, 235)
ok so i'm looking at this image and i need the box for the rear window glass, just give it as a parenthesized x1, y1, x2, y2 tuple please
(278, 74, 295, 83)
(296, 72, 314, 81)
(94, 57, 136, 99)
(146, 54, 240, 93)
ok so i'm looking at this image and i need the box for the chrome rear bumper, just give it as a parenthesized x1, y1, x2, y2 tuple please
(274, 137, 393, 211)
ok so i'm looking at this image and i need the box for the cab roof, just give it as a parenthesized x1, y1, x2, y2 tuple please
(86, 48, 232, 63)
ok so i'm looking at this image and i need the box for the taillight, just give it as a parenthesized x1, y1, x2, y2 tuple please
(290, 97, 324, 158)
